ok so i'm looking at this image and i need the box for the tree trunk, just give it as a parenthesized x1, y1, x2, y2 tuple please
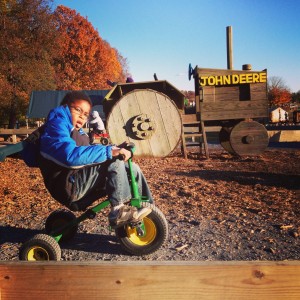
(8, 99, 17, 129)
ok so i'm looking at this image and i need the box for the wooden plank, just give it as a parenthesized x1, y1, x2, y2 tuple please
(201, 100, 268, 111)
(205, 126, 221, 132)
(183, 125, 221, 133)
(0, 129, 34, 135)
(181, 130, 188, 159)
(280, 130, 300, 142)
(181, 114, 199, 123)
(201, 120, 209, 158)
(201, 108, 268, 121)
(202, 83, 266, 95)
(157, 91, 182, 148)
(184, 133, 203, 138)
(202, 85, 267, 103)
(136, 89, 181, 157)
(200, 100, 268, 121)
(203, 86, 239, 100)
(268, 130, 300, 142)
(107, 81, 185, 111)
(196, 67, 267, 77)
(251, 82, 268, 94)
(136, 90, 167, 156)
(250, 91, 268, 101)
(1, 261, 300, 299)
(199, 76, 267, 104)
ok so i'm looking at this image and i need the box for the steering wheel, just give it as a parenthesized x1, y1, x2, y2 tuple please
(188, 63, 194, 81)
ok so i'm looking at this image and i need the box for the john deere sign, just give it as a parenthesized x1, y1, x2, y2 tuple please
(199, 71, 267, 86)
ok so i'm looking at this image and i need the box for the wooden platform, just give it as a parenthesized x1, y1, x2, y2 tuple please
(1, 261, 300, 299)
(268, 129, 300, 142)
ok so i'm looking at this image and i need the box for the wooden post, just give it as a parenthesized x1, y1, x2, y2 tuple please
(226, 26, 233, 70)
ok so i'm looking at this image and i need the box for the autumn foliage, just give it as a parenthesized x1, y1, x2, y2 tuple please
(0, 0, 128, 126)
(54, 5, 125, 90)
(268, 87, 292, 107)
(0, 0, 59, 126)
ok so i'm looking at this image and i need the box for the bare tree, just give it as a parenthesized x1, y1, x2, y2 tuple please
(267, 76, 290, 92)
(267, 76, 292, 107)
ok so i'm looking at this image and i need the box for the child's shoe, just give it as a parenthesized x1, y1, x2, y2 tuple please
(131, 207, 152, 222)
(109, 205, 151, 227)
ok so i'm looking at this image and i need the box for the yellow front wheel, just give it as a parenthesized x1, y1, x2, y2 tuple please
(126, 217, 157, 246)
(19, 234, 61, 261)
(115, 203, 168, 256)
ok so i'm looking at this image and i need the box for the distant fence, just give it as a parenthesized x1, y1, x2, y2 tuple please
(0, 128, 35, 143)
(0, 127, 299, 145)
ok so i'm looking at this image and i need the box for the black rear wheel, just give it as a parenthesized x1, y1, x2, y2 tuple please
(45, 209, 78, 242)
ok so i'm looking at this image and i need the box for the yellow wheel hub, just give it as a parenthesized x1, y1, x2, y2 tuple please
(27, 247, 49, 261)
(126, 217, 156, 245)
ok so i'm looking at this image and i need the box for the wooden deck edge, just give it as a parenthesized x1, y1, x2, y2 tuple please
(1, 261, 300, 299)
(268, 130, 300, 142)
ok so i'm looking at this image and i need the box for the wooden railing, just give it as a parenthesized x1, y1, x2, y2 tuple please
(0, 261, 300, 299)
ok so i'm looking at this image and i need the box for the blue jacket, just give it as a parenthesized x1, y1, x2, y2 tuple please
(40, 105, 112, 168)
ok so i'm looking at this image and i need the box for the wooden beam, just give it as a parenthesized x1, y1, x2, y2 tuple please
(0, 129, 34, 135)
(227, 26, 233, 70)
(1, 261, 300, 299)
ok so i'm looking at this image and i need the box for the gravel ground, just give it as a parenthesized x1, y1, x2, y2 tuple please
(0, 145, 299, 261)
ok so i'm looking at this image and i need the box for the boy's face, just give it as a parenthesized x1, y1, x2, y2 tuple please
(69, 99, 91, 129)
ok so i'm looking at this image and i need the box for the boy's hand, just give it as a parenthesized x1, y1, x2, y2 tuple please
(111, 147, 131, 161)
(117, 141, 128, 148)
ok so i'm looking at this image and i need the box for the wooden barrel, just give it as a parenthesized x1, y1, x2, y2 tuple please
(219, 120, 269, 156)
(106, 89, 182, 157)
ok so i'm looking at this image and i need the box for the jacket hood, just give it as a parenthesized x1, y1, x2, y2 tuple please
(46, 105, 73, 132)
(91, 111, 99, 118)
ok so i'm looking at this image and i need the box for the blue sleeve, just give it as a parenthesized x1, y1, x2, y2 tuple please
(40, 109, 112, 168)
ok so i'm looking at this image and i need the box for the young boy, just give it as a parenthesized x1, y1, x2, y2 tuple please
(39, 91, 152, 227)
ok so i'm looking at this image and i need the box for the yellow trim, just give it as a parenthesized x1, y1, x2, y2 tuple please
(126, 218, 157, 246)
(27, 247, 50, 261)
(199, 72, 267, 86)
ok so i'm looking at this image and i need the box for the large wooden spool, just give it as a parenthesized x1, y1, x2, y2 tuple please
(106, 89, 182, 157)
(219, 120, 269, 156)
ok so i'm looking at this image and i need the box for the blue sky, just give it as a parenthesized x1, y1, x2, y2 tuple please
(53, 0, 300, 92)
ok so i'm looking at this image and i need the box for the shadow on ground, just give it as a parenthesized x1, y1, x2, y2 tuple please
(0, 225, 125, 256)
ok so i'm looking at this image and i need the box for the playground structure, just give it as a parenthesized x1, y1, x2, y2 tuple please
(186, 65, 269, 158)
(103, 80, 184, 157)
(182, 26, 269, 158)
(0, 70, 269, 160)
(0, 26, 271, 160)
